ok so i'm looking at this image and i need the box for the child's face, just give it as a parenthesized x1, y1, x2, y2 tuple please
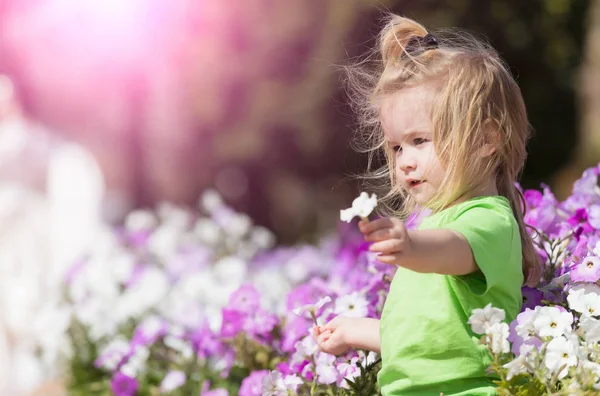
(380, 84, 444, 207)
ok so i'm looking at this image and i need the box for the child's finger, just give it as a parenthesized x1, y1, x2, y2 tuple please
(369, 239, 402, 254)
(364, 227, 397, 242)
(359, 218, 393, 234)
(376, 254, 397, 265)
(312, 325, 321, 338)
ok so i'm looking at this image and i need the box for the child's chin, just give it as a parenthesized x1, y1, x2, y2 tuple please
(410, 193, 432, 206)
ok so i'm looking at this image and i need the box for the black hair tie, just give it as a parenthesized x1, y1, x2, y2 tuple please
(404, 33, 439, 57)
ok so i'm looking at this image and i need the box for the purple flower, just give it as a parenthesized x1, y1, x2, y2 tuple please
(286, 284, 321, 313)
(508, 308, 543, 355)
(281, 316, 309, 352)
(111, 372, 138, 396)
(189, 323, 221, 359)
(589, 205, 600, 229)
(126, 229, 152, 248)
(523, 189, 543, 208)
(572, 165, 600, 198)
(244, 309, 279, 338)
(229, 284, 261, 312)
(220, 308, 245, 338)
(568, 208, 594, 234)
(275, 361, 293, 375)
(521, 287, 543, 311)
(570, 256, 600, 283)
(239, 370, 269, 396)
(524, 204, 556, 233)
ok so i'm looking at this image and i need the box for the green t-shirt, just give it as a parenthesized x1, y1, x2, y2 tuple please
(377, 195, 524, 396)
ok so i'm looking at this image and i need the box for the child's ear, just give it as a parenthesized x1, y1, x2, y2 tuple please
(480, 119, 501, 158)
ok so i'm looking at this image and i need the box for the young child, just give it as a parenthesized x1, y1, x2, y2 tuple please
(313, 15, 541, 395)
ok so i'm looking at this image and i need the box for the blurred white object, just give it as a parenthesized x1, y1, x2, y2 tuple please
(0, 75, 105, 395)
(340, 192, 378, 223)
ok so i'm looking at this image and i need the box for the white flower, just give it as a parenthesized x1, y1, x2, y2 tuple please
(213, 256, 248, 286)
(503, 344, 535, 380)
(111, 251, 135, 283)
(97, 337, 130, 371)
(194, 218, 221, 246)
(164, 335, 194, 360)
(337, 357, 360, 381)
(567, 286, 600, 317)
(222, 212, 252, 238)
(589, 206, 600, 230)
(124, 209, 157, 232)
(467, 303, 506, 335)
(250, 226, 276, 250)
(485, 322, 510, 354)
(156, 202, 190, 229)
(291, 335, 318, 364)
(578, 316, 600, 343)
(358, 350, 378, 367)
(120, 346, 150, 377)
(137, 316, 164, 341)
(533, 306, 573, 338)
(293, 296, 332, 318)
(160, 370, 186, 393)
(315, 352, 338, 384)
(340, 192, 377, 223)
(252, 270, 291, 314)
(147, 225, 181, 260)
(334, 292, 369, 318)
(593, 240, 600, 257)
(515, 308, 540, 341)
(544, 336, 578, 379)
(117, 268, 169, 321)
(200, 189, 224, 213)
(261, 371, 288, 396)
(283, 374, 303, 393)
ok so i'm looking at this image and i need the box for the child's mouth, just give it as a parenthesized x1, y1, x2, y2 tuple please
(409, 180, 424, 188)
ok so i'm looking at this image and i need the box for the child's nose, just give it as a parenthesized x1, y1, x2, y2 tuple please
(398, 155, 417, 172)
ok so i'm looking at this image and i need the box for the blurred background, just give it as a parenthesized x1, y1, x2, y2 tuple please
(0, 0, 596, 245)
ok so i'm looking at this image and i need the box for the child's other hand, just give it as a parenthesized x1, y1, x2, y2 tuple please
(359, 217, 411, 265)
(313, 316, 354, 356)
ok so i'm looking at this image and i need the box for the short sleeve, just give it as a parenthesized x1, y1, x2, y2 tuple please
(442, 201, 517, 296)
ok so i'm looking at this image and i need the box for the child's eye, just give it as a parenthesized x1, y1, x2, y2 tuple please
(414, 137, 429, 145)
(392, 145, 402, 153)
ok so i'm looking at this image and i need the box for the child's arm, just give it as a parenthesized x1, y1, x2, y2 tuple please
(314, 317, 380, 355)
(360, 218, 477, 276)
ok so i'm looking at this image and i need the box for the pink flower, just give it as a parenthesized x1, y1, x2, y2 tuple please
(570, 256, 600, 283)
(239, 370, 269, 396)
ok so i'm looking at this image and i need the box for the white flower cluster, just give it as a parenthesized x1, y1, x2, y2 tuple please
(468, 284, 600, 390)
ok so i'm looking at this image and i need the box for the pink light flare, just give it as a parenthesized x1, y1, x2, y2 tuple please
(4, 0, 176, 82)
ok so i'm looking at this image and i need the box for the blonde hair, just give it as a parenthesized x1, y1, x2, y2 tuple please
(345, 15, 541, 286)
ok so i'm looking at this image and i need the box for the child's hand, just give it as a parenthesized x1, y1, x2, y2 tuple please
(313, 316, 355, 356)
(359, 217, 412, 266)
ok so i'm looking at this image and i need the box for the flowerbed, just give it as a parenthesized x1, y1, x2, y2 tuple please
(61, 164, 600, 395)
